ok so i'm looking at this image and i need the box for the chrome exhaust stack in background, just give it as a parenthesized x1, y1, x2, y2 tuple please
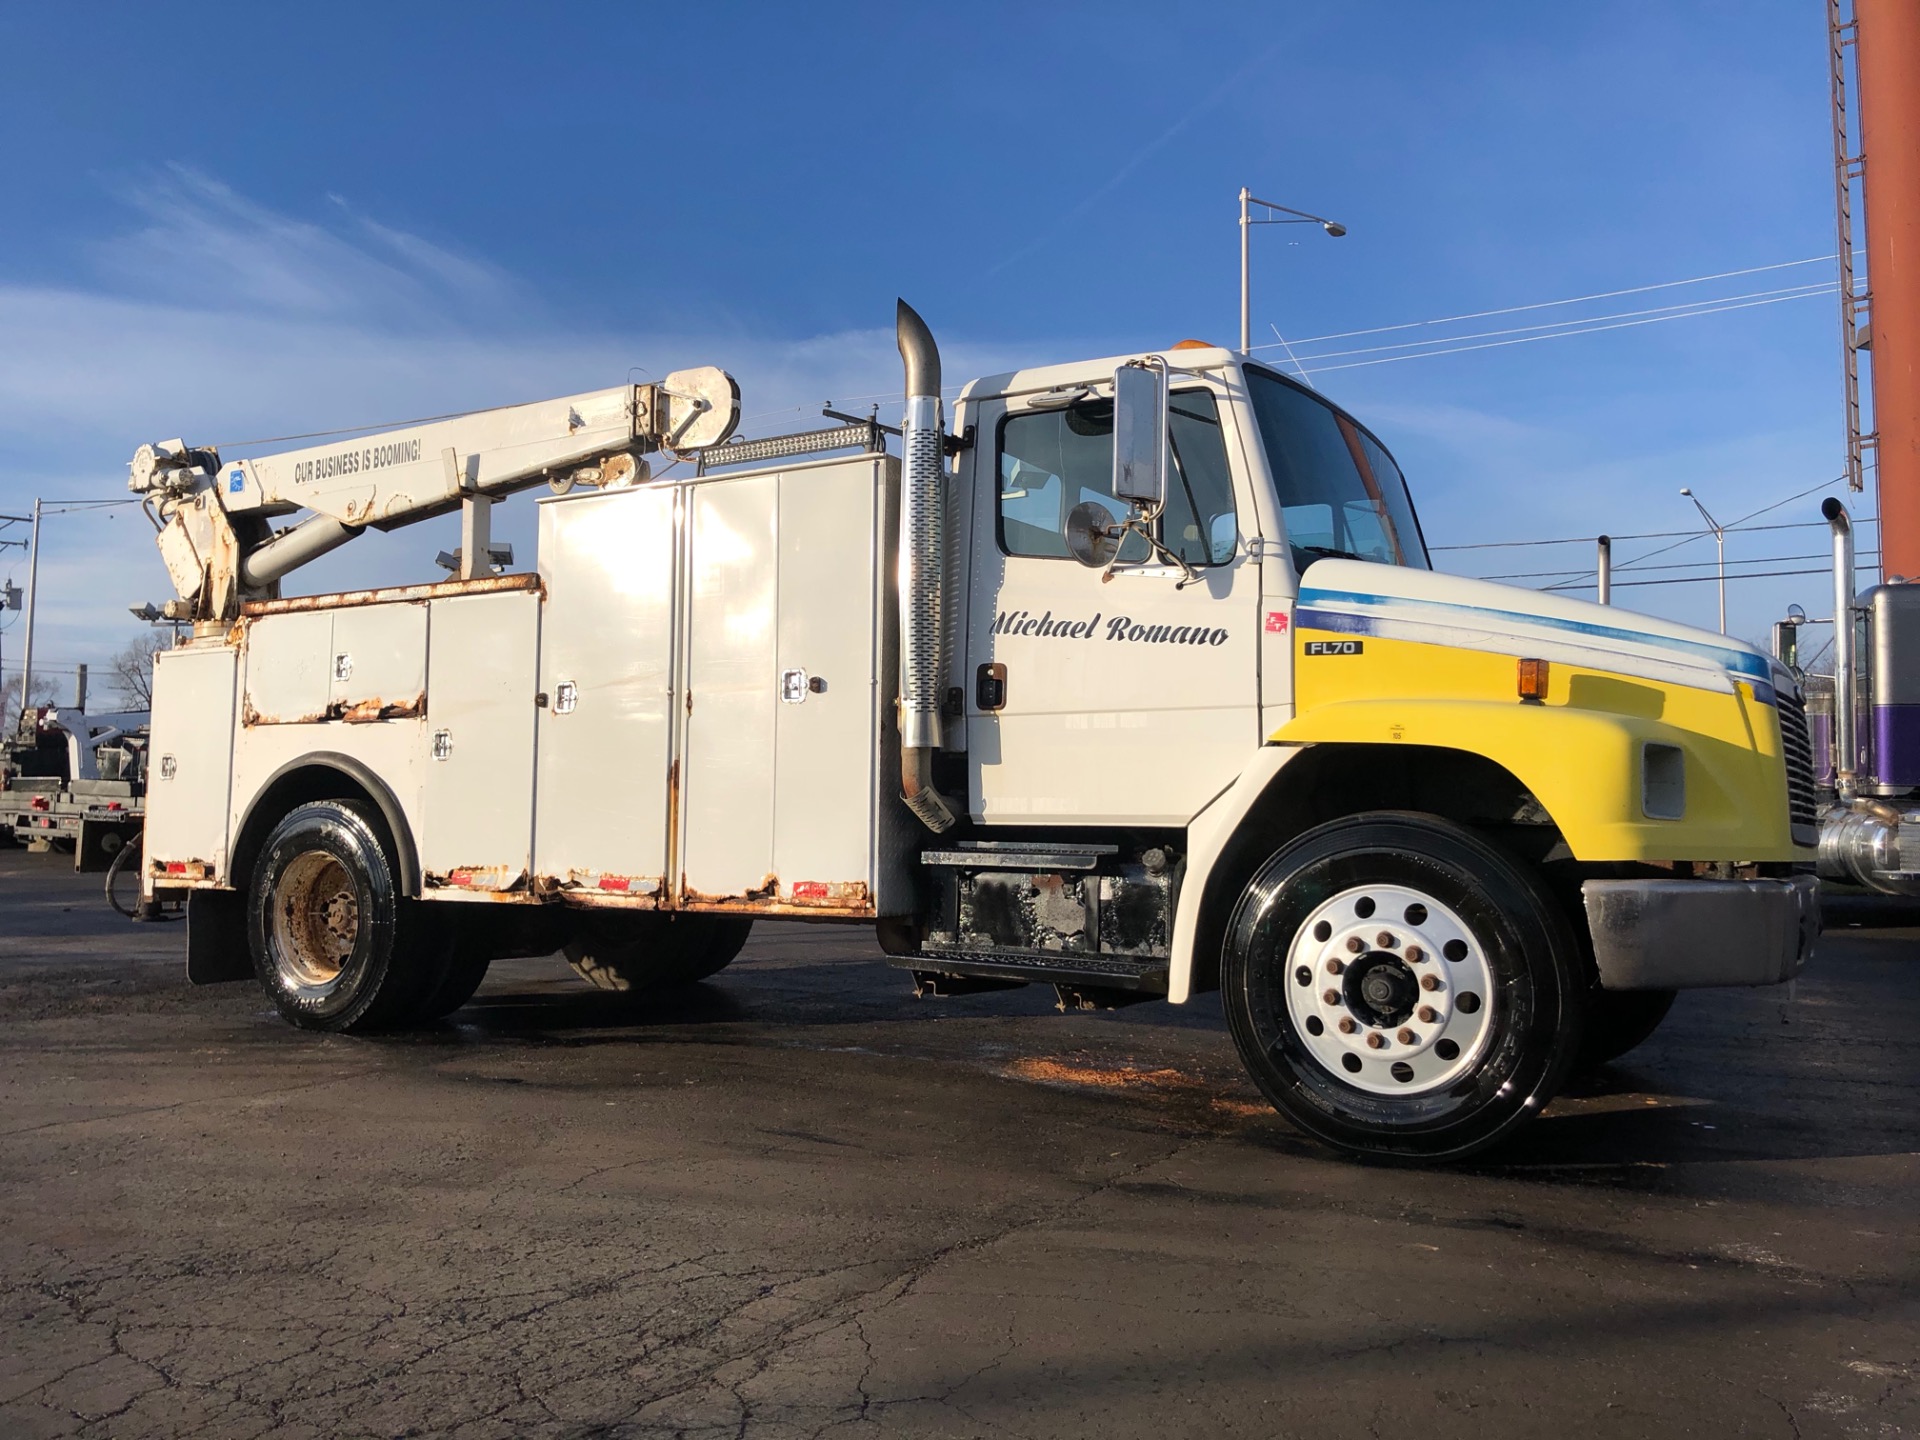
(1813, 496, 1920, 894)
(895, 299, 956, 834)
(1825, 498, 1858, 800)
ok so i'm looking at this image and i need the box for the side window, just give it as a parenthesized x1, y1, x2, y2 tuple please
(996, 389, 1235, 565)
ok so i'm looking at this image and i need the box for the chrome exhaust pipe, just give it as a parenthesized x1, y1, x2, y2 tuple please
(896, 299, 956, 833)
(1812, 497, 1920, 893)
(1825, 497, 1858, 798)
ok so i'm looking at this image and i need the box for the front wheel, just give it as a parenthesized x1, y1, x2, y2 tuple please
(1222, 811, 1585, 1163)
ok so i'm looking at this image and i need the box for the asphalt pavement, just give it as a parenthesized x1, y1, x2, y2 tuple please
(1, 843, 1917, 1439)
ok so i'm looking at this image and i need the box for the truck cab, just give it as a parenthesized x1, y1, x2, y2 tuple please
(132, 305, 1819, 1162)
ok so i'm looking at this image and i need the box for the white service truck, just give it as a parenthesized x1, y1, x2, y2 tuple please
(129, 302, 1819, 1160)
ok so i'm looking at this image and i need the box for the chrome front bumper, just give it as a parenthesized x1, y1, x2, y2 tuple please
(1581, 875, 1820, 991)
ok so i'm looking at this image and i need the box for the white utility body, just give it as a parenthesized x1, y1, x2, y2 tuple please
(129, 302, 1818, 1162)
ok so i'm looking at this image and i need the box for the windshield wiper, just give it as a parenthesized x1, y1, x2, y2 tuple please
(1295, 544, 1373, 563)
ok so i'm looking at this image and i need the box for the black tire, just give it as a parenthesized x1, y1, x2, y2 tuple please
(413, 952, 492, 1021)
(565, 913, 752, 994)
(1576, 988, 1676, 1070)
(1222, 811, 1586, 1163)
(247, 799, 434, 1032)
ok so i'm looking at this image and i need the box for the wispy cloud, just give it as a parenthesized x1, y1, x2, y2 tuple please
(86, 164, 517, 324)
(0, 172, 1025, 671)
(980, 39, 1286, 281)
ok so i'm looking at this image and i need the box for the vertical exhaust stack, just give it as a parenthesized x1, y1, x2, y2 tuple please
(1826, 497, 1859, 798)
(896, 299, 957, 834)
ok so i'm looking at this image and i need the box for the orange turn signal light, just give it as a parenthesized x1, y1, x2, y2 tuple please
(1517, 658, 1550, 701)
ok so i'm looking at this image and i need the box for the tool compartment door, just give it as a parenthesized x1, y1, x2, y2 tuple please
(770, 461, 885, 907)
(420, 590, 540, 892)
(532, 484, 677, 898)
(678, 457, 888, 911)
(145, 644, 240, 882)
(680, 474, 779, 900)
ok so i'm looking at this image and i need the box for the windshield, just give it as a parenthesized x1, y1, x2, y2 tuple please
(1244, 366, 1429, 572)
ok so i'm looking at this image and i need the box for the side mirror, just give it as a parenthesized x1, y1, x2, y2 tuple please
(1208, 512, 1237, 564)
(1111, 361, 1167, 508)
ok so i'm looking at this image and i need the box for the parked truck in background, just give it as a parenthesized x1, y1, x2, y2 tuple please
(124, 301, 1819, 1161)
(1, 702, 147, 869)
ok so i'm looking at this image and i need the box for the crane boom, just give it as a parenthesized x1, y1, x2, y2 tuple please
(128, 366, 739, 621)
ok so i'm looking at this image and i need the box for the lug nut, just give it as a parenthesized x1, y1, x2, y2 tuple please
(1365, 1032, 1387, 1049)
(1322, 989, 1341, 1006)
(1377, 931, 1396, 948)
(1417, 1005, 1438, 1023)
(1405, 945, 1425, 963)
(1345, 936, 1366, 954)
(1420, 974, 1441, 991)
(1397, 1027, 1417, 1045)
(1337, 1017, 1357, 1034)
(1326, 958, 1345, 975)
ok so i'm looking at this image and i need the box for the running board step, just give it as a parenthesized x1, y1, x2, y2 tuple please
(890, 952, 1168, 995)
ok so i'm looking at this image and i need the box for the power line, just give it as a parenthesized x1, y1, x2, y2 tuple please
(1433, 512, 1873, 554)
(1266, 253, 1845, 348)
(1268, 281, 1833, 365)
(1541, 565, 1852, 592)
(1479, 549, 1880, 583)
(1286, 290, 1830, 374)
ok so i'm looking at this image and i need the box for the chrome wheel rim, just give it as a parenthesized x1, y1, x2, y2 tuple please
(271, 850, 360, 988)
(1283, 882, 1495, 1097)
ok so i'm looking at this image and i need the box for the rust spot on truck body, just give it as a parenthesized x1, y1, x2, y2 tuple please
(336, 693, 426, 724)
(149, 857, 218, 886)
(783, 880, 871, 909)
(424, 865, 532, 899)
(241, 692, 427, 727)
(666, 873, 874, 918)
(241, 572, 541, 617)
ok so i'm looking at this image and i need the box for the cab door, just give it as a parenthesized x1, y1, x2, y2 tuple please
(964, 383, 1260, 827)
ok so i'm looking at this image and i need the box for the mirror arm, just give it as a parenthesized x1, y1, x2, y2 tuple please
(1097, 500, 1201, 590)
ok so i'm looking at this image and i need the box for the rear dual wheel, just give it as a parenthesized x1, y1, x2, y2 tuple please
(1223, 811, 1585, 1163)
(565, 913, 752, 993)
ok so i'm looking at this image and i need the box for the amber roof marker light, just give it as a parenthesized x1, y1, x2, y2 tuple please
(1517, 658, 1550, 703)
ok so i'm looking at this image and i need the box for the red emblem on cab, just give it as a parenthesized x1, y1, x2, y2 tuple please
(1265, 611, 1290, 634)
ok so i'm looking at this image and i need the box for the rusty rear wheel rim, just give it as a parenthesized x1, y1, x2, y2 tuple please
(271, 850, 361, 988)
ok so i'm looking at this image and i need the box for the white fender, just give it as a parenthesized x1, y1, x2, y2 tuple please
(1169, 744, 1302, 1003)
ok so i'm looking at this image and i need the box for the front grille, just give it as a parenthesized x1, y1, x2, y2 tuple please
(1777, 690, 1819, 830)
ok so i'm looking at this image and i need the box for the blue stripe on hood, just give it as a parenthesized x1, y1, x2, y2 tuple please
(1298, 586, 1773, 681)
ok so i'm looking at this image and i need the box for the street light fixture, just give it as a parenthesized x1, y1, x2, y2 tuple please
(1239, 187, 1347, 357)
(1680, 487, 1728, 635)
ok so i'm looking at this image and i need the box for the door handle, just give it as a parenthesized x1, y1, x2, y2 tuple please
(976, 662, 1007, 712)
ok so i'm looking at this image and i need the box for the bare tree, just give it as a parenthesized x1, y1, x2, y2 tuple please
(108, 631, 172, 710)
(1, 672, 57, 730)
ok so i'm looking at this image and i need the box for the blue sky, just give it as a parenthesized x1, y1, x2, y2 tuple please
(0, 2, 1854, 690)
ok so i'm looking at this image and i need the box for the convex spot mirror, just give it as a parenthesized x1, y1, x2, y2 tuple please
(1066, 501, 1121, 567)
(1111, 360, 1168, 508)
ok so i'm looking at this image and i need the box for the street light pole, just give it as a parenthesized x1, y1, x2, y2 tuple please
(1680, 487, 1727, 634)
(1238, 188, 1347, 358)
(16, 498, 40, 732)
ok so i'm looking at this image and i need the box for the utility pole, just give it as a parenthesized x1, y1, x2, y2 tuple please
(17, 498, 40, 732)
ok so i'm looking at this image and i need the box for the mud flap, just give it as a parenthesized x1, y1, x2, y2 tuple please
(187, 889, 253, 984)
